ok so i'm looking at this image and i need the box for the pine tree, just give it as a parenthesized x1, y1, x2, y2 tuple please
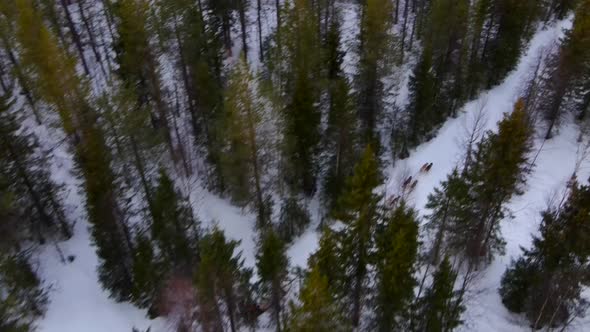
(256, 229, 289, 331)
(196, 227, 253, 332)
(0, 252, 48, 332)
(540, 0, 590, 138)
(16, 0, 134, 301)
(287, 264, 350, 332)
(0, 93, 72, 242)
(112, 0, 174, 154)
(276, 197, 311, 243)
(415, 257, 465, 332)
(356, 0, 395, 146)
(500, 179, 590, 329)
(426, 101, 532, 267)
(462, 101, 532, 265)
(466, 0, 540, 95)
(322, 13, 359, 212)
(373, 202, 419, 331)
(150, 169, 198, 269)
(307, 227, 345, 298)
(221, 56, 268, 225)
(280, 0, 323, 195)
(332, 144, 383, 327)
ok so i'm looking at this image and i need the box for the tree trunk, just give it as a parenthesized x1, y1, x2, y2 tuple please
(399, 0, 410, 64)
(77, 0, 109, 79)
(59, 0, 91, 76)
(238, 0, 248, 59)
(257, 0, 264, 61)
(0, 35, 42, 124)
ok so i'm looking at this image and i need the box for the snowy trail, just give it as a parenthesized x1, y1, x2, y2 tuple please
(36, 14, 590, 332)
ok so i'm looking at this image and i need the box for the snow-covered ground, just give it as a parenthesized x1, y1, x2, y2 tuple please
(33, 9, 590, 332)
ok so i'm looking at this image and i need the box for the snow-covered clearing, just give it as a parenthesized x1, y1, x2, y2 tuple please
(34, 9, 590, 332)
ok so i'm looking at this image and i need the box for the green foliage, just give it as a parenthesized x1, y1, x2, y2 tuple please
(332, 144, 383, 326)
(416, 257, 464, 332)
(256, 229, 289, 330)
(196, 227, 253, 332)
(426, 102, 531, 266)
(220, 56, 268, 225)
(0, 253, 47, 332)
(131, 233, 159, 310)
(276, 197, 311, 244)
(373, 202, 419, 331)
(357, 0, 395, 145)
(287, 264, 350, 332)
(150, 169, 198, 268)
(0, 93, 71, 242)
(500, 179, 590, 328)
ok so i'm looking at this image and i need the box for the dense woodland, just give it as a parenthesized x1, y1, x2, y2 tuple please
(1, 0, 589, 331)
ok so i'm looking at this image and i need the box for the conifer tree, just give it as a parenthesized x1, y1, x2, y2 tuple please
(426, 101, 532, 267)
(256, 229, 289, 331)
(279, 0, 323, 195)
(112, 0, 174, 154)
(221, 56, 268, 225)
(332, 144, 383, 327)
(322, 13, 359, 212)
(500, 179, 590, 329)
(307, 227, 345, 297)
(0, 93, 72, 242)
(462, 101, 532, 264)
(540, 0, 590, 138)
(0, 252, 48, 332)
(373, 202, 419, 331)
(356, 0, 395, 147)
(196, 227, 253, 332)
(150, 169, 198, 268)
(415, 257, 465, 332)
(287, 263, 350, 332)
(16, 0, 134, 301)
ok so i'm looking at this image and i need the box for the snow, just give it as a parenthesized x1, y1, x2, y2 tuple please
(33, 7, 590, 332)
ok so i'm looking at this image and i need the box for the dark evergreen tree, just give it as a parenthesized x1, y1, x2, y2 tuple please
(150, 169, 198, 269)
(322, 12, 359, 212)
(332, 144, 383, 327)
(373, 202, 419, 331)
(276, 197, 311, 244)
(0, 93, 72, 242)
(500, 179, 590, 329)
(287, 263, 350, 332)
(356, 0, 395, 147)
(256, 229, 289, 331)
(16, 0, 135, 301)
(111, 0, 174, 154)
(196, 227, 253, 332)
(415, 257, 465, 332)
(0, 253, 48, 332)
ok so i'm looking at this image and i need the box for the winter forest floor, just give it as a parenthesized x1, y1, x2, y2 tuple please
(33, 8, 590, 332)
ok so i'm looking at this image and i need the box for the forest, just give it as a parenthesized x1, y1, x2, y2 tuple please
(1, 0, 590, 331)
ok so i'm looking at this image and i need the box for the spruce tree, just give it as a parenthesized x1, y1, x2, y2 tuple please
(500, 179, 590, 329)
(0, 252, 48, 332)
(332, 144, 383, 327)
(256, 229, 289, 331)
(111, 0, 174, 154)
(356, 0, 395, 147)
(150, 169, 198, 269)
(280, 0, 323, 195)
(462, 101, 532, 265)
(221, 56, 268, 225)
(373, 202, 419, 331)
(415, 257, 465, 332)
(322, 13, 359, 211)
(16, 0, 134, 301)
(0, 92, 72, 242)
(196, 227, 253, 332)
(287, 264, 350, 332)
(426, 101, 532, 267)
